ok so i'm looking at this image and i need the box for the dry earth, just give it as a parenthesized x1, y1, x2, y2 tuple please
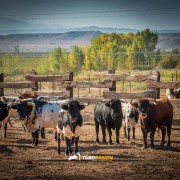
(0, 104, 180, 180)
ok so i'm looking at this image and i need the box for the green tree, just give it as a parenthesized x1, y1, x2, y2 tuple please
(69, 46, 84, 73)
(51, 46, 63, 73)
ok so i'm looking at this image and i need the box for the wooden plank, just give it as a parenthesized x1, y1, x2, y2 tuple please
(169, 99, 180, 106)
(25, 74, 70, 82)
(35, 91, 70, 97)
(103, 91, 157, 99)
(0, 82, 36, 88)
(103, 74, 158, 82)
(59, 81, 113, 88)
(146, 81, 180, 89)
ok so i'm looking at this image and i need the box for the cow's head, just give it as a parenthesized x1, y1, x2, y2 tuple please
(61, 100, 85, 125)
(10, 101, 36, 125)
(105, 98, 121, 120)
(126, 102, 139, 123)
(133, 98, 157, 130)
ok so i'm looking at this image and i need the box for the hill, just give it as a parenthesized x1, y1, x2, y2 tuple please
(0, 31, 102, 52)
(0, 31, 180, 52)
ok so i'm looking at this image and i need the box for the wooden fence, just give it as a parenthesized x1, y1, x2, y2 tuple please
(0, 70, 180, 101)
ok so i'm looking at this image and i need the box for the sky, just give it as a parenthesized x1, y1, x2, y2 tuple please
(0, 0, 180, 30)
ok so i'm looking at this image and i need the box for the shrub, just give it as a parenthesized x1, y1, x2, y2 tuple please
(158, 55, 178, 69)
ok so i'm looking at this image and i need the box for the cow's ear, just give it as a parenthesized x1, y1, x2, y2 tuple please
(61, 104, 68, 110)
(79, 104, 85, 110)
(132, 102, 138, 108)
(105, 102, 110, 107)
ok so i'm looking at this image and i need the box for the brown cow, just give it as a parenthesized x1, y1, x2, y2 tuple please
(133, 98, 173, 149)
(18, 91, 38, 99)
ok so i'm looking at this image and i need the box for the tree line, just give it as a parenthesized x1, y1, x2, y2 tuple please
(0, 28, 179, 76)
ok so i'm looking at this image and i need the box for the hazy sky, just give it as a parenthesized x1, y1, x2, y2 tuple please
(0, 0, 180, 30)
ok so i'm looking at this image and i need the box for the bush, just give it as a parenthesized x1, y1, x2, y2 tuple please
(158, 55, 178, 69)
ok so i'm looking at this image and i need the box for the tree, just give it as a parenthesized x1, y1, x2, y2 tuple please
(69, 46, 84, 73)
(51, 46, 63, 73)
(138, 29, 158, 66)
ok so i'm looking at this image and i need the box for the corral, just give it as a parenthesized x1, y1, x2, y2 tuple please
(0, 70, 180, 179)
(0, 99, 180, 179)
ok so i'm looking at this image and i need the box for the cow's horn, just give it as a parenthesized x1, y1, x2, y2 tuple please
(27, 102, 36, 109)
(18, 91, 23, 95)
(80, 102, 89, 106)
(7, 102, 18, 107)
(130, 98, 134, 104)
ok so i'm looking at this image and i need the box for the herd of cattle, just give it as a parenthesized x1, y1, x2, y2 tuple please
(0, 89, 178, 156)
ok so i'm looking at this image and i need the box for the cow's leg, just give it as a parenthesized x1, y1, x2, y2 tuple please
(95, 119, 100, 143)
(22, 123, 26, 132)
(34, 129, 39, 146)
(124, 125, 127, 138)
(71, 126, 75, 146)
(132, 127, 135, 140)
(107, 126, 112, 145)
(57, 133, 61, 154)
(65, 137, 72, 156)
(41, 128, 45, 139)
(31, 132, 35, 147)
(167, 124, 172, 147)
(115, 127, 120, 144)
(141, 128, 147, 149)
(160, 127, 166, 146)
(54, 130, 57, 141)
(3, 122, 7, 138)
(74, 136, 79, 153)
(101, 124, 107, 143)
(150, 129, 156, 149)
(127, 127, 130, 141)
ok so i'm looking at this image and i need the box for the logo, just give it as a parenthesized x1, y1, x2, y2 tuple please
(68, 153, 114, 161)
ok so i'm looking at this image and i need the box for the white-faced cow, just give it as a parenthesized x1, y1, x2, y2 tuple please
(133, 98, 173, 149)
(121, 99, 139, 141)
(94, 98, 123, 145)
(57, 100, 85, 156)
(12, 99, 69, 147)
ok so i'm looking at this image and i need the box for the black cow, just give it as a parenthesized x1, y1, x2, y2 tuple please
(0, 101, 10, 138)
(94, 98, 123, 145)
(57, 100, 85, 156)
(133, 98, 173, 149)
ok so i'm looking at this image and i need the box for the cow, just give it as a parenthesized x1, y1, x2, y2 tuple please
(0, 101, 13, 138)
(94, 98, 123, 145)
(11, 99, 69, 147)
(57, 100, 85, 156)
(166, 89, 180, 99)
(133, 98, 173, 149)
(121, 99, 139, 141)
(18, 91, 38, 99)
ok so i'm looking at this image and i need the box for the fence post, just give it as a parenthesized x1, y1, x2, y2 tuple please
(0, 73, 4, 96)
(156, 71, 160, 98)
(66, 71, 73, 98)
(31, 70, 38, 91)
(108, 70, 116, 92)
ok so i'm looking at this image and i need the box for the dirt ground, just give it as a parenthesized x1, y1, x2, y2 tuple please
(0, 104, 180, 180)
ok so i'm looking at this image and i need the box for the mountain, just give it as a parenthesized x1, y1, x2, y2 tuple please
(1, 17, 180, 35)
(0, 31, 102, 52)
(156, 33, 180, 50)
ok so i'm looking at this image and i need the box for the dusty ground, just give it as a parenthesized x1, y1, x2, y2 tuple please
(0, 104, 180, 180)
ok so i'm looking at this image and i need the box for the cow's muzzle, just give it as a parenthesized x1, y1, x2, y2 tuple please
(19, 117, 26, 120)
(70, 118, 76, 125)
(140, 113, 147, 119)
